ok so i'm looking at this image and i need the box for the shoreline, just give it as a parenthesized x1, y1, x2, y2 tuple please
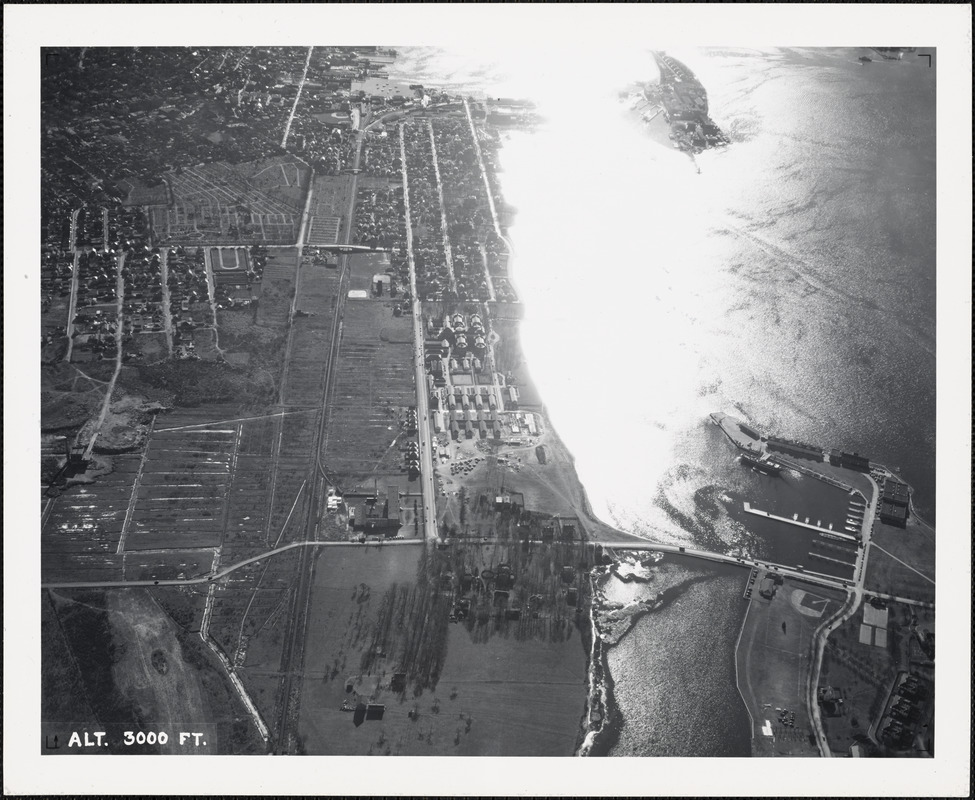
(398, 49, 936, 761)
(733, 596, 756, 747)
(710, 411, 934, 527)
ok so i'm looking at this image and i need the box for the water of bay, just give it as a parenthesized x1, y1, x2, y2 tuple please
(389, 45, 936, 757)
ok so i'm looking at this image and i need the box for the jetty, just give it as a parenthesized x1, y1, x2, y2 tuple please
(743, 502, 858, 541)
(710, 412, 764, 451)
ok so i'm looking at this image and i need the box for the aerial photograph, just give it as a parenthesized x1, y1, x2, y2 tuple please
(5, 4, 971, 798)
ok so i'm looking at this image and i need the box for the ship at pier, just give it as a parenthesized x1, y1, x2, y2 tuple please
(739, 452, 785, 476)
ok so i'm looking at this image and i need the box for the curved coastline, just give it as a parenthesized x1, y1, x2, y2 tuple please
(394, 48, 935, 760)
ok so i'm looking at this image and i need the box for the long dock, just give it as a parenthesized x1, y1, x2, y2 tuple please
(743, 502, 858, 541)
(810, 552, 857, 569)
(772, 454, 859, 493)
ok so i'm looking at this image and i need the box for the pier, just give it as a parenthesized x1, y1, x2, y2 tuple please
(810, 551, 857, 569)
(743, 502, 858, 541)
(710, 412, 764, 451)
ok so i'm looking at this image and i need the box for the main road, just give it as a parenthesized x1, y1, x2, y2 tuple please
(399, 122, 440, 543)
(43, 535, 875, 597)
(41, 538, 423, 591)
(597, 540, 855, 593)
(807, 472, 882, 756)
(280, 46, 314, 149)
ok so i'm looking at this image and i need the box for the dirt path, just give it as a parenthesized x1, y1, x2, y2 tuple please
(82, 251, 126, 457)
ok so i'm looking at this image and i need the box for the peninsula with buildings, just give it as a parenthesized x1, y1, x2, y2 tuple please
(624, 50, 730, 155)
(39, 46, 933, 758)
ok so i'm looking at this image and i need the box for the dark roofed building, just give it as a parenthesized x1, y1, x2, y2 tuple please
(879, 501, 909, 528)
(385, 482, 400, 519)
(882, 478, 910, 507)
(767, 436, 823, 460)
(358, 517, 401, 536)
(828, 450, 871, 472)
(759, 576, 777, 599)
(740, 423, 761, 440)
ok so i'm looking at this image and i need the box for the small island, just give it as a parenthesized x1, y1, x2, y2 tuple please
(624, 51, 730, 156)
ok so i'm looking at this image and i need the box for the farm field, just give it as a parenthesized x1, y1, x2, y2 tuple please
(121, 424, 235, 551)
(42, 454, 139, 582)
(40, 403, 315, 582)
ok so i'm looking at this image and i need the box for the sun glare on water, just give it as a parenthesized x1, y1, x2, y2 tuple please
(480, 47, 731, 524)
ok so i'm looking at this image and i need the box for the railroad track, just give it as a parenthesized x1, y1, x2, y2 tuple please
(271, 130, 364, 755)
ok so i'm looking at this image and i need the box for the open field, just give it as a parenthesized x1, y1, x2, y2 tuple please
(191, 327, 222, 361)
(347, 251, 395, 295)
(864, 519, 935, 602)
(280, 263, 340, 406)
(41, 592, 103, 747)
(736, 574, 845, 756)
(41, 588, 264, 754)
(119, 356, 277, 411)
(148, 585, 210, 632)
(41, 288, 72, 361)
(208, 547, 303, 674)
(118, 176, 170, 207)
(41, 363, 110, 433)
(127, 331, 169, 364)
(257, 248, 299, 327)
(215, 307, 286, 375)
